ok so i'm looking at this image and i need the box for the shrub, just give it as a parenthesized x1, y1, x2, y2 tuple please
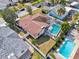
(32, 39, 37, 45)
(32, 1, 38, 5)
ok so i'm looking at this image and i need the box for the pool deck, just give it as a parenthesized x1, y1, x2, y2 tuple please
(50, 32, 61, 40)
(56, 39, 79, 59)
(69, 39, 79, 59)
(55, 29, 79, 59)
(69, 29, 79, 59)
(73, 48, 79, 59)
(54, 52, 64, 59)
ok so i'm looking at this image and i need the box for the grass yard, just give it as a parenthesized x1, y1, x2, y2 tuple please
(17, 3, 27, 9)
(31, 51, 44, 59)
(29, 35, 56, 54)
(9, 7, 19, 13)
(31, 0, 44, 5)
(49, 50, 56, 59)
(0, 14, 2, 17)
(39, 38, 56, 54)
(29, 35, 50, 45)
(32, 8, 42, 15)
(37, 35, 50, 45)
(0, 11, 2, 17)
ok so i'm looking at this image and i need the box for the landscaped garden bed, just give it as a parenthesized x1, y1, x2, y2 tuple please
(49, 50, 56, 59)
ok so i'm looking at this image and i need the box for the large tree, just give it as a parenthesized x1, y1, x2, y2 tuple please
(61, 21, 71, 34)
(51, 0, 66, 5)
(57, 8, 65, 16)
(27, 6, 32, 15)
(1, 8, 17, 27)
(60, 0, 66, 5)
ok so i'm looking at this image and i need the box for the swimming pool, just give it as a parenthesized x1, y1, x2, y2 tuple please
(48, 11, 62, 19)
(49, 24, 61, 36)
(48, 11, 68, 20)
(59, 38, 75, 59)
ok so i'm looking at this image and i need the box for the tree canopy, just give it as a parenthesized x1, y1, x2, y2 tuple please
(1, 8, 17, 26)
(27, 6, 32, 15)
(57, 8, 65, 16)
(51, 0, 66, 5)
(61, 21, 71, 34)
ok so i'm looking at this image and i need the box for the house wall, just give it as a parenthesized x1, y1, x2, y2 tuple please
(27, 28, 45, 39)
(35, 28, 45, 39)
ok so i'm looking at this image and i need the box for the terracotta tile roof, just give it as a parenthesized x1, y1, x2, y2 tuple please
(74, 48, 79, 59)
(19, 13, 49, 38)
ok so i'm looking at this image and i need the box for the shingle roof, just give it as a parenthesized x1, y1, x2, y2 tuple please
(0, 26, 31, 59)
(19, 13, 49, 38)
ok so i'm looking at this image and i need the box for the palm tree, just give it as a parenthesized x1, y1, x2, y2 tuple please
(61, 21, 71, 34)
(27, 6, 32, 15)
(51, 0, 66, 5)
(57, 8, 65, 16)
(72, 13, 79, 24)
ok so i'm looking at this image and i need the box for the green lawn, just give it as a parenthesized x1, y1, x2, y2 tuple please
(32, 8, 42, 15)
(29, 35, 56, 54)
(49, 51, 56, 59)
(31, 35, 50, 45)
(0, 11, 2, 17)
(0, 14, 2, 17)
(31, 51, 44, 59)
(37, 35, 50, 45)
(32, 0, 44, 5)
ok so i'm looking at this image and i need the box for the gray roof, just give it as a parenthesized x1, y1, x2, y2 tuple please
(0, 0, 18, 9)
(0, 26, 31, 59)
(35, 2, 51, 7)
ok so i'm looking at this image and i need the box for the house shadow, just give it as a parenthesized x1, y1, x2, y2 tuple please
(37, 35, 50, 45)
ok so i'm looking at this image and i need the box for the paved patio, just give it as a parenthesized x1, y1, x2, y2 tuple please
(74, 48, 79, 59)
(68, 29, 79, 59)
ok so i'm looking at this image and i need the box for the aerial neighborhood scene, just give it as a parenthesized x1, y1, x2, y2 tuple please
(0, 0, 79, 59)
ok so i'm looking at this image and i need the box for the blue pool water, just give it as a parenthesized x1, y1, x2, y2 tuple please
(59, 39, 75, 59)
(48, 10, 69, 20)
(50, 24, 61, 36)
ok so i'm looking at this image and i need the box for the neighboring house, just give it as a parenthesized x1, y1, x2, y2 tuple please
(0, 26, 33, 59)
(0, 0, 18, 10)
(48, 4, 69, 20)
(16, 8, 28, 17)
(16, 6, 37, 17)
(34, 2, 52, 8)
(70, 1, 79, 9)
(18, 13, 50, 39)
